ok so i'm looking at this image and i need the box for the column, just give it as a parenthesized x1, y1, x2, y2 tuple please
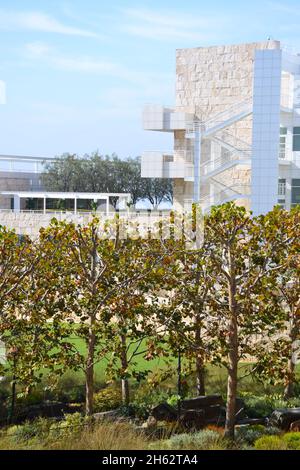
(13, 195, 20, 213)
(251, 48, 282, 215)
(106, 197, 109, 215)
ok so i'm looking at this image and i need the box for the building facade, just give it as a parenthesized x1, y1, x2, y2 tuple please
(141, 40, 300, 215)
(0, 155, 51, 210)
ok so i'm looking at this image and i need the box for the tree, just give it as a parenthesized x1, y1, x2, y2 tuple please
(42, 153, 173, 209)
(42, 154, 83, 192)
(0, 227, 47, 422)
(254, 206, 300, 398)
(103, 292, 158, 405)
(204, 203, 283, 439)
(141, 177, 173, 209)
(41, 217, 171, 415)
(156, 236, 215, 396)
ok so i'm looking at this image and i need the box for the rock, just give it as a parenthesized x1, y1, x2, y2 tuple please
(181, 395, 225, 410)
(142, 416, 157, 429)
(151, 403, 177, 422)
(146, 415, 158, 428)
(93, 410, 119, 421)
(16, 401, 82, 423)
(268, 408, 300, 431)
(179, 409, 205, 430)
(290, 420, 300, 432)
(202, 405, 225, 424)
(236, 418, 266, 426)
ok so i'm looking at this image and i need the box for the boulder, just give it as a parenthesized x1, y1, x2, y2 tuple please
(202, 405, 225, 424)
(151, 403, 177, 422)
(179, 409, 205, 430)
(290, 420, 300, 432)
(93, 410, 119, 421)
(181, 395, 225, 410)
(268, 408, 300, 430)
(142, 415, 157, 429)
(16, 401, 81, 423)
(236, 417, 266, 426)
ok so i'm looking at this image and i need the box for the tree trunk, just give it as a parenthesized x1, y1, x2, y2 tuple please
(195, 321, 205, 395)
(284, 356, 295, 399)
(224, 279, 238, 440)
(196, 355, 206, 396)
(284, 312, 297, 399)
(85, 318, 96, 416)
(120, 334, 130, 406)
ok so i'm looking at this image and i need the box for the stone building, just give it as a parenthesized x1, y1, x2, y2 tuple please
(141, 40, 300, 215)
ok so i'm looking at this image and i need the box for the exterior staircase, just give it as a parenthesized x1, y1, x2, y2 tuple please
(200, 179, 251, 212)
(186, 98, 253, 138)
(186, 99, 253, 211)
(201, 131, 251, 180)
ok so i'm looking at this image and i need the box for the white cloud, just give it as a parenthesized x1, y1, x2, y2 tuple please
(0, 9, 98, 37)
(121, 7, 230, 42)
(23, 41, 173, 88)
(24, 41, 123, 74)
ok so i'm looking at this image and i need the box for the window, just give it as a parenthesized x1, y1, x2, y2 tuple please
(291, 179, 300, 207)
(277, 199, 286, 209)
(293, 127, 300, 151)
(279, 127, 287, 159)
(278, 179, 286, 196)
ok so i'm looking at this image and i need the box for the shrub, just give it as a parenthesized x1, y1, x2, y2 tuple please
(7, 418, 51, 443)
(167, 395, 181, 408)
(283, 432, 300, 450)
(236, 425, 281, 445)
(49, 422, 148, 450)
(243, 395, 300, 419)
(49, 413, 87, 440)
(254, 435, 288, 450)
(163, 430, 229, 450)
(243, 396, 274, 418)
(94, 387, 122, 413)
(131, 388, 170, 420)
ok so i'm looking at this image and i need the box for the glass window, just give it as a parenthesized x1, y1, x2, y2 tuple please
(291, 179, 300, 207)
(293, 135, 300, 151)
(278, 179, 286, 196)
(280, 128, 287, 158)
(293, 128, 300, 151)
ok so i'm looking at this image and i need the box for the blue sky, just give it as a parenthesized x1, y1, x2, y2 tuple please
(0, 0, 300, 158)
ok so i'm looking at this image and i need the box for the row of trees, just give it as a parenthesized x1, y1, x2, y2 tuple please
(0, 203, 299, 440)
(42, 153, 173, 209)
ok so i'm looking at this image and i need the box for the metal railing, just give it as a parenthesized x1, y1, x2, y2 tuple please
(0, 155, 55, 174)
(186, 98, 253, 135)
(200, 183, 251, 210)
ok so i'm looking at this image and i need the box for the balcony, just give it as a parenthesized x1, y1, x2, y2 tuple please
(141, 151, 194, 181)
(143, 105, 194, 132)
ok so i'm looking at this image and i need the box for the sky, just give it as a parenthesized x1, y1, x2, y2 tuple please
(0, 0, 300, 159)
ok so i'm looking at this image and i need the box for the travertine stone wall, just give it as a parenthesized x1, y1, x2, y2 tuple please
(0, 212, 94, 238)
(174, 40, 281, 210)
